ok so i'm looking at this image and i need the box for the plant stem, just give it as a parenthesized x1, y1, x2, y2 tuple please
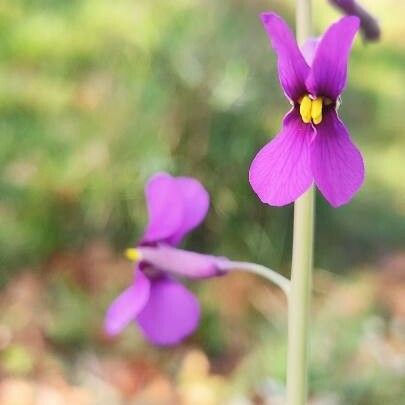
(296, 0, 312, 42)
(286, 2, 314, 404)
(221, 261, 290, 297)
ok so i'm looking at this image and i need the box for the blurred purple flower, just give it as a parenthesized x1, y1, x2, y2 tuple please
(104, 173, 228, 346)
(249, 13, 364, 207)
(329, 0, 380, 41)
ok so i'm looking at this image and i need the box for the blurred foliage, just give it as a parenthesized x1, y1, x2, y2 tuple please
(0, 0, 404, 403)
(0, 262, 404, 404)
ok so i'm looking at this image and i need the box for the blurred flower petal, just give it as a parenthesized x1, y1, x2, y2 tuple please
(139, 245, 227, 279)
(142, 173, 184, 244)
(142, 173, 209, 246)
(167, 176, 209, 245)
(301, 38, 320, 66)
(104, 270, 150, 336)
(137, 278, 200, 346)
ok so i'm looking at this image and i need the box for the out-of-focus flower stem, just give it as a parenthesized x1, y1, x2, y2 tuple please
(220, 261, 291, 297)
(286, 2, 315, 405)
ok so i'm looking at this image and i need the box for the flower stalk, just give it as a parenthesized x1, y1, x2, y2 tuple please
(219, 261, 291, 297)
(286, 1, 315, 404)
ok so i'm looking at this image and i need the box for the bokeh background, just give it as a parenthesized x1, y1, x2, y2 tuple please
(0, 0, 404, 404)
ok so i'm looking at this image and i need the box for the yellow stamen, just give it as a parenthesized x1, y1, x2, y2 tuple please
(311, 97, 323, 125)
(299, 95, 312, 124)
(125, 248, 141, 262)
(298, 95, 325, 125)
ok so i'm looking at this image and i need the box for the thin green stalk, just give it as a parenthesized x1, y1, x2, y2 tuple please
(286, 2, 314, 404)
(220, 261, 291, 297)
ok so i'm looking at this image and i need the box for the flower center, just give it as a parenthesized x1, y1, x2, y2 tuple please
(298, 95, 332, 125)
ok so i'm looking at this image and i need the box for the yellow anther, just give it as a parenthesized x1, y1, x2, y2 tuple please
(299, 95, 312, 124)
(311, 97, 323, 125)
(298, 95, 324, 125)
(125, 248, 141, 262)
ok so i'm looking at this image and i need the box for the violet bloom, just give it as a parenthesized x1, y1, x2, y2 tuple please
(104, 173, 227, 346)
(249, 13, 365, 207)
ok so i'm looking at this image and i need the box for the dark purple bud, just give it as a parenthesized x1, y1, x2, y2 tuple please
(329, 0, 380, 42)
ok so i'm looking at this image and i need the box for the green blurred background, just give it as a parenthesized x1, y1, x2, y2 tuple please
(0, 0, 404, 404)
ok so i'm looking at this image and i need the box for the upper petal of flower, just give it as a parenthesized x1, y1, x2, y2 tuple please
(166, 176, 209, 245)
(136, 277, 200, 346)
(142, 173, 209, 245)
(139, 245, 227, 279)
(142, 173, 184, 244)
(104, 269, 151, 336)
(249, 109, 314, 206)
(261, 12, 310, 101)
(311, 109, 365, 207)
(306, 16, 360, 100)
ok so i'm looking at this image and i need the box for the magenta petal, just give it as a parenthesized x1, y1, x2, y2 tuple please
(167, 177, 209, 245)
(249, 109, 314, 206)
(260, 12, 310, 101)
(300, 37, 319, 66)
(142, 173, 209, 246)
(306, 16, 360, 99)
(137, 278, 200, 346)
(139, 245, 227, 279)
(142, 173, 184, 244)
(311, 110, 365, 207)
(104, 270, 150, 336)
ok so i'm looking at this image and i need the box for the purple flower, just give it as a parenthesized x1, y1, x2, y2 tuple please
(249, 13, 365, 207)
(104, 173, 227, 346)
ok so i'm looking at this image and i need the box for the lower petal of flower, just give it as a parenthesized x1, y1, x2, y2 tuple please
(249, 109, 314, 206)
(136, 277, 200, 346)
(311, 109, 365, 207)
(104, 269, 151, 336)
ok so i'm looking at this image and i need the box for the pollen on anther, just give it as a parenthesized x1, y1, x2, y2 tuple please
(298, 95, 324, 125)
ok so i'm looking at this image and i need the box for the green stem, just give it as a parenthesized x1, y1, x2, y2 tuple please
(221, 261, 291, 297)
(296, 0, 312, 42)
(286, 3, 314, 404)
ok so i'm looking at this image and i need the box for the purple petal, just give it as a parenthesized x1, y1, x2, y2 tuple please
(104, 269, 150, 336)
(139, 245, 227, 279)
(249, 109, 314, 206)
(141, 173, 209, 246)
(166, 177, 209, 245)
(311, 110, 365, 207)
(306, 16, 360, 100)
(142, 173, 184, 244)
(300, 37, 320, 66)
(260, 12, 310, 101)
(137, 278, 200, 346)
